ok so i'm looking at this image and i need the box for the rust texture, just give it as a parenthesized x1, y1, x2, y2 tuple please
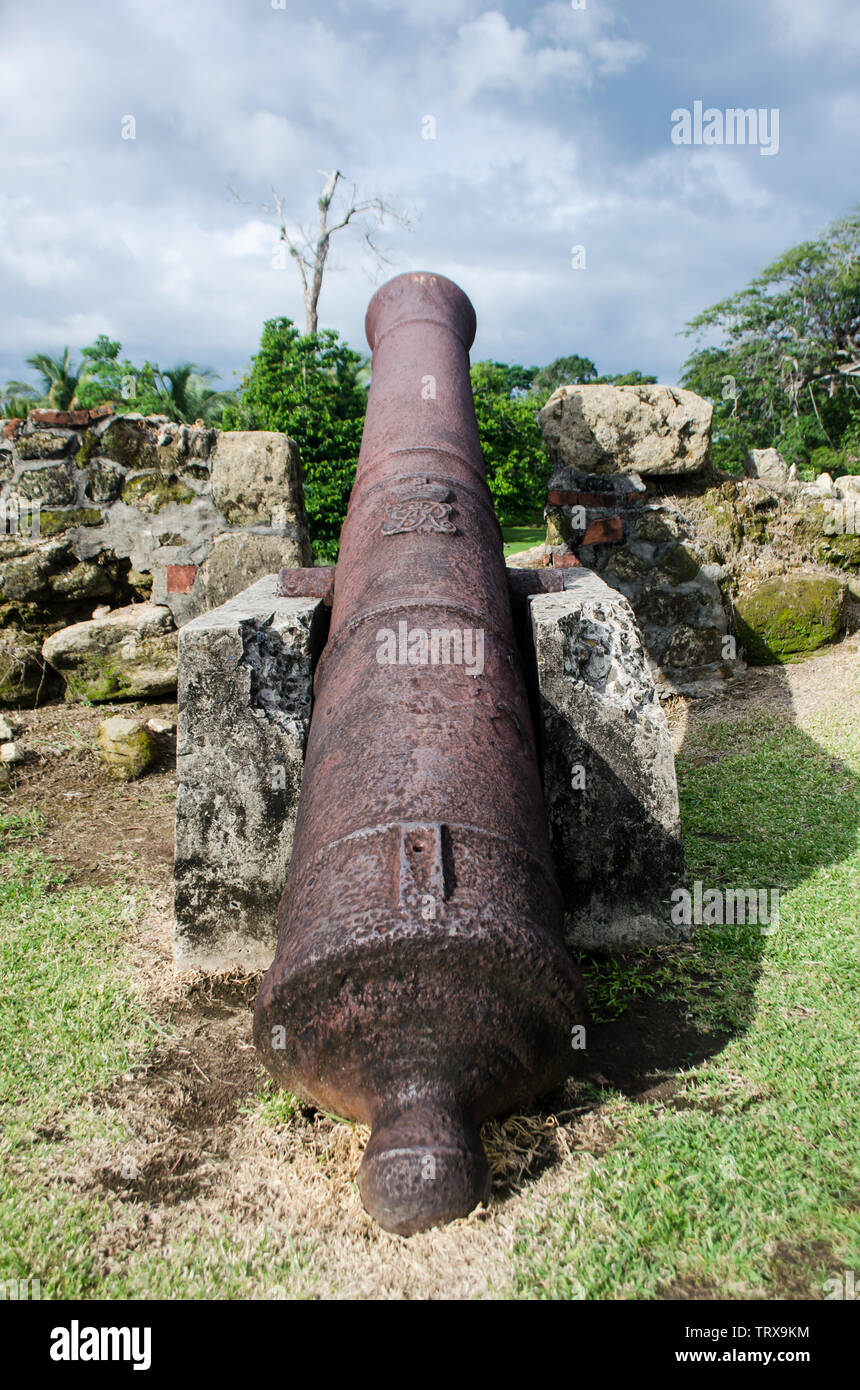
(254, 272, 587, 1235)
(276, 565, 335, 605)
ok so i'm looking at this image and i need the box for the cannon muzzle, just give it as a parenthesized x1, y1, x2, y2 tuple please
(253, 271, 587, 1234)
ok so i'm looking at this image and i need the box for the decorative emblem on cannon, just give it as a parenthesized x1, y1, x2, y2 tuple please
(381, 477, 457, 535)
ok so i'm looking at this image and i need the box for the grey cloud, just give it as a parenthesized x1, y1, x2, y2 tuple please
(0, 0, 855, 393)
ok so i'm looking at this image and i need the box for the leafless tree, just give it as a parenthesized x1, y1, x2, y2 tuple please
(232, 169, 410, 334)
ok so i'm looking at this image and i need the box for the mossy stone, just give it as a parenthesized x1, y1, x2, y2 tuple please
(15, 463, 78, 506)
(96, 716, 155, 779)
(0, 544, 66, 603)
(544, 507, 575, 547)
(658, 543, 700, 584)
(0, 536, 36, 561)
(122, 473, 194, 512)
(127, 569, 153, 594)
(603, 546, 651, 581)
(635, 510, 675, 543)
(703, 487, 744, 550)
(734, 574, 845, 665)
(635, 587, 696, 627)
(16, 431, 76, 460)
(50, 561, 113, 600)
(817, 532, 860, 572)
(663, 624, 724, 669)
(37, 508, 103, 538)
(99, 419, 156, 469)
(66, 656, 133, 703)
(735, 494, 773, 544)
(85, 458, 126, 503)
(74, 431, 101, 469)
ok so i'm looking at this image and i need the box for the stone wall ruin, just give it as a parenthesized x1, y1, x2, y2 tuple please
(0, 408, 312, 703)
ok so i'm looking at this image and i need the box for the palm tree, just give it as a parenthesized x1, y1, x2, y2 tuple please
(21, 348, 91, 409)
(154, 363, 238, 426)
(0, 382, 40, 418)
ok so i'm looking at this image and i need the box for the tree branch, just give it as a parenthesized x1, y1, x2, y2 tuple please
(231, 171, 411, 334)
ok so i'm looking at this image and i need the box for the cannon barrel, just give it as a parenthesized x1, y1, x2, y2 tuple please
(254, 272, 586, 1234)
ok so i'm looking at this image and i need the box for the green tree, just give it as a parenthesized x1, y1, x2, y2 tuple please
(8, 347, 90, 410)
(601, 369, 658, 386)
(0, 382, 40, 419)
(3, 335, 237, 425)
(151, 363, 237, 425)
(531, 354, 598, 394)
(473, 361, 540, 395)
(74, 338, 236, 423)
(73, 336, 139, 410)
(681, 208, 860, 474)
(470, 361, 552, 524)
(223, 318, 367, 559)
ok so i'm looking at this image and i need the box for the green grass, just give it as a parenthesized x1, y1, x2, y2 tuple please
(508, 710, 860, 1299)
(0, 810, 155, 1296)
(0, 809, 308, 1299)
(3, 698, 857, 1300)
(246, 1082, 301, 1126)
(502, 523, 545, 555)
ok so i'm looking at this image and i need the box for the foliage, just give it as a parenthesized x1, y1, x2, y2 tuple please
(0, 386, 39, 420)
(75, 337, 236, 424)
(470, 356, 657, 525)
(3, 349, 85, 415)
(150, 362, 237, 425)
(681, 208, 860, 476)
(13, 347, 88, 410)
(530, 354, 597, 394)
(72, 336, 146, 411)
(529, 356, 656, 396)
(603, 369, 658, 386)
(223, 318, 368, 560)
(477, 361, 540, 395)
(2, 336, 236, 427)
(469, 362, 551, 524)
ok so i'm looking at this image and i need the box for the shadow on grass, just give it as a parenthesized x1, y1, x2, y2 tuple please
(560, 660, 859, 1104)
(485, 655, 858, 1212)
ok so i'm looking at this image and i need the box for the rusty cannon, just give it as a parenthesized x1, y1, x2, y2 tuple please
(254, 271, 587, 1235)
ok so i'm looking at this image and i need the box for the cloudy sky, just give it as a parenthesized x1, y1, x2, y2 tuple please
(1, 0, 858, 393)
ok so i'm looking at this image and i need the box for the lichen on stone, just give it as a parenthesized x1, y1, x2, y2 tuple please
(37, 508, 104, 537)
(96, 715, 155, 779)
(122, 473, 195, 512)
(74, 431, 101, 469)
